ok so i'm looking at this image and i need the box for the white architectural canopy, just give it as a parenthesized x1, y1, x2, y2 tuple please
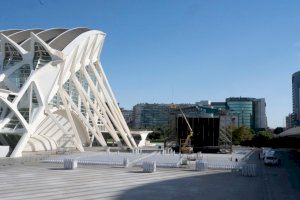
(277, 127, 300, 138)
(0, 28, 137, 157)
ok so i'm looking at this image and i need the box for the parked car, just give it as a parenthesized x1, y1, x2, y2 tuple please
(260, 147, 272, 159)
(264, 151, 281, 166)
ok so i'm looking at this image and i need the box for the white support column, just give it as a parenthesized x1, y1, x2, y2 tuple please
(80, 67, 133, 148)
(71, 74, 123, 147)
(58, 88, 84, 152)
(10, 131, 30, 157)
(89, 63, 137, 147)
(1, 98, 31, 158)
(62, 90, 107, 147)
(69, 77, 112, 147)
(28, 84, 33, 123)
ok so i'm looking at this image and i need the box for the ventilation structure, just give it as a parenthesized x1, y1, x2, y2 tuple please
(0, 28, 137, 157)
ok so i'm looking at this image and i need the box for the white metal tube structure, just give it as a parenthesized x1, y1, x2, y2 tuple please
(0, 28, 137, 157)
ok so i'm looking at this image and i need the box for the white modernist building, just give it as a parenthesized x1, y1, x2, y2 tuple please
(0, 28, 137, 157)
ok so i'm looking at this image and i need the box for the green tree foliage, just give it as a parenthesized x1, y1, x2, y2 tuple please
(147, 126, 171, 142)
(273, 127, 284, 135)
(232, 126, 254, 145)
(251, 131, 273, 147)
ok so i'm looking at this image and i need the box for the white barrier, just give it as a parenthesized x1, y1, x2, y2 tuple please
(242, 164, 257, 177)
(123, 158, 129, 168)
(195, 160, 208, 171)
(0, 146, 9, 157)
(135, 153, 182, 168)
(43, 152, 182, 168)
(64, 159, 78, 170)
(205, 160, 245, 170)
(132, 149, 142, 154)
(142, 161, 156, 173)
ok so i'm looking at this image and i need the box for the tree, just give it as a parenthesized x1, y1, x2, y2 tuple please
(147, 126, 172, 142)
(232, 126, 254, 145)
(273, 127, 284, 135)
(251, 131, 273, 147)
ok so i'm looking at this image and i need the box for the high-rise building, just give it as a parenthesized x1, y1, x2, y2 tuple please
(254, 98, 268, 129)
(286, 113, 296, 129)
(292, 71, 300, 125)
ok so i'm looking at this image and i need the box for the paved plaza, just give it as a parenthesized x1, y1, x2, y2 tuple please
(0, 150, 299, 200)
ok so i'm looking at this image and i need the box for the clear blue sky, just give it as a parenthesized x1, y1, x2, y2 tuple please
(1, 0, 300, 128)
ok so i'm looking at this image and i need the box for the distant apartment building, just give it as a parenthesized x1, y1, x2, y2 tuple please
(120, 108, 133, 127)
(129, 97, 267, 130)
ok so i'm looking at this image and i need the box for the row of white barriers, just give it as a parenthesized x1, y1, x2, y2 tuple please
(241, 164, 257, 177)
(134, 153, 182, 168)
(207, 162, 244, 170)
(42, 151, 182, 168)
(194, 159, 257, 177)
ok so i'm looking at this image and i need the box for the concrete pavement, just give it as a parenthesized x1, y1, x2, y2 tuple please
(0, 149, 299, 200)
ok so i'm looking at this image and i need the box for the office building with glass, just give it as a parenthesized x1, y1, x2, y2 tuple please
(226, 97, 255, 128)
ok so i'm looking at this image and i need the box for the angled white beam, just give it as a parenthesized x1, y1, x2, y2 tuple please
(61, 90, 107, 146)
(68, 78, 109, 146)
(58, 89, 84, 152)
(89, 63, 137, 147)
(71, 73, 122, 147)
(80, 67, 133, 148)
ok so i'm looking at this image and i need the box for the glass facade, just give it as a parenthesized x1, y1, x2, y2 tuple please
(63, 79, 79, 105)
(132, 103, 171, 129)
(3, 43, 23, 71)
(226, 98, 254, 128)
(211, 102, 227, 111)
(9, 64, 31, 89)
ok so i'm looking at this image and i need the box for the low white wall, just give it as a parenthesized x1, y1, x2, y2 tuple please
(0, 146, 9, 157)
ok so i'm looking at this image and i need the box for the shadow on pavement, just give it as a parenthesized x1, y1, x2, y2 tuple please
(117, 171, 263, 200)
